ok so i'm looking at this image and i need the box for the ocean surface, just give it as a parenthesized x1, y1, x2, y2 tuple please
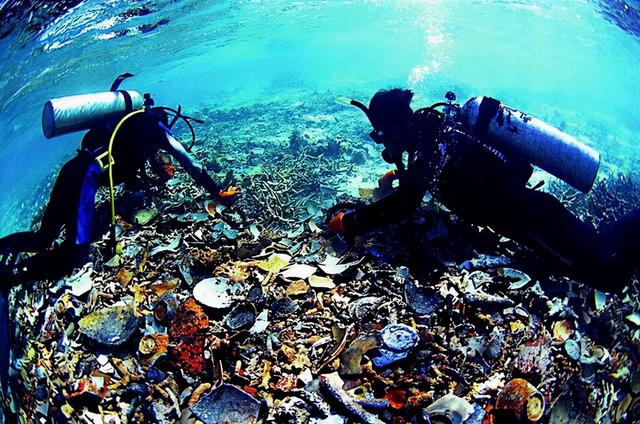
(0, 0, 639, 236)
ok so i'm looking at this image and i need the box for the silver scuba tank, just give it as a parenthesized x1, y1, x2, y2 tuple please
(42, 90, 144, 138)
(459, 96, 600, 193)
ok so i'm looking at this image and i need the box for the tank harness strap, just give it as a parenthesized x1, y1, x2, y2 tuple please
(470, 96, 501, 139)
(118, 90, 134, 112)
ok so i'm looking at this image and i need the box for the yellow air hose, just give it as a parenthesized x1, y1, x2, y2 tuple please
(105, 109, 145, 249)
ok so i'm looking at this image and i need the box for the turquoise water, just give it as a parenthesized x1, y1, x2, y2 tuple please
(0, 0, 639, 236)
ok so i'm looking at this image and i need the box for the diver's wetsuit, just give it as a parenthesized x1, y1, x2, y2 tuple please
(0, 108, 222, 287)
(342, 108, 640, 293)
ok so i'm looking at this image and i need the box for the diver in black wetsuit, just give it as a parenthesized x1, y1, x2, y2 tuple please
(0, 96, 239, 290)
(329, 88, 640, 293)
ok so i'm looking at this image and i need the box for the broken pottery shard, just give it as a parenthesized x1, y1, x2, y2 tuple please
(225, 302, 257, 330)
(134, 207, 158, 225)
(627, 313, 640, 326)
(594, 290, 607, 311)
(309, 275, 336, 289)
(371, 349, 409, 368)
(258, 253, 291, 273)
(249, 310, 269, 334)
(318, 255, 363, 275)
(65, 267, 93, 297)
(281, 264, 317, 280)
(193, 277, 242, 309)
(499, 268, 532, 290)
(271, 296, 299, 318)
(79, 305, 141, 345)
(340, 334, 379, 376)
(424, 394, 474, 424)
(190, 383, 260, 424)
(404, 278, 445, 315)
(464, 292, 514, 308)
(564, 339, 581, 360)
(547, 391, 593, 423)
(380, 323, 419, 352)
(150, 235, 182, 256)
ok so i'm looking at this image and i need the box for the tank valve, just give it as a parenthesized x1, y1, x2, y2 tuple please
(144, 93, 155, 109)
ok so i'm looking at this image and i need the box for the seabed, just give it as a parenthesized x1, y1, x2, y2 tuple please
(2, 95, 640, 423)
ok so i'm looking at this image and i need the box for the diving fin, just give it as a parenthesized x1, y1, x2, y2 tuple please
(109, 72, 135, 92)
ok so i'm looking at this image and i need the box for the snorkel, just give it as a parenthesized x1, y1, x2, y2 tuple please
(337, 95, 407, 171)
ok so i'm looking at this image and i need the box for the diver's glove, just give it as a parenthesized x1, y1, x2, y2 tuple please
(329, 209, 357, 234)
(218, 186, 241, 204)
(378, 170, 398, 192)
(219, 186, 241, 198)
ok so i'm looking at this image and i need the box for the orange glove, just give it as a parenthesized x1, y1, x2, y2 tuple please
(378, 170, 398, 191)
(329, 211, 347, 234)
(219, 186, 241, 199)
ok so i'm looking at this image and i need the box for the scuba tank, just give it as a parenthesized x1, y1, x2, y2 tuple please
(42, 90, 144, 139)
(459, 96, 600, 193)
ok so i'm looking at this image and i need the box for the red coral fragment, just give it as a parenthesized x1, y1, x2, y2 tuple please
(170, 335, 207, 376)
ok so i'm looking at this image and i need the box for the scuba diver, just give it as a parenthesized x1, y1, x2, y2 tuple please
(329, 88, 640, 293)
(0, 73, 240, 289)
(0, 74, 240, 405)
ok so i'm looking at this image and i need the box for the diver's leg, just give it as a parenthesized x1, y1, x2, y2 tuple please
(488, 188, 626, 292)
(600, 208, 640, 279)
(0, 154, 99, 289)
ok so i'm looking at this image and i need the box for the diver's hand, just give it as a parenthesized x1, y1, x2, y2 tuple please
(378, 169, 398, 191)
(329, 209, 358, 234)
(329, 211, 347, 234)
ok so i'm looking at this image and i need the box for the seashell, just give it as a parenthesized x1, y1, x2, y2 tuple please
(224, 302, 257, 330)
(190, 383, 260, 424)
(495, 378, 545, 422)
(193, 277, 242, 309)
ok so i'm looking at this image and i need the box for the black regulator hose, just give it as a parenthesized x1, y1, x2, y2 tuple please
(157, 106, 205, 151)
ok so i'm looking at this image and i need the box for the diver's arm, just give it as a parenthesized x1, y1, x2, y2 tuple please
(164, 133, 223, 197)
(341, 183, 425, 232)
(335, 154, 429, 233)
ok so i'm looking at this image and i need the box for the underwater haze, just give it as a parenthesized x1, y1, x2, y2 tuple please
(0, 0, 640, 236)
